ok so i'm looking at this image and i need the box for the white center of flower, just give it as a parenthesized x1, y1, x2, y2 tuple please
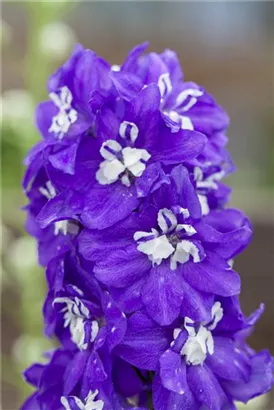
(54, 297, 99, 351)
(161, 86, 203, 132)
(39, 180, 57, 199)
(175, 88, 203, 112)
(96, 135, 151, 187)
(49, 86, 77, 139)
(111, 64, 121, 72)
(134, 208, 203, 270)
(53, 220, 68, 236)
(39, 181, 69, 236)
(194, 167, 226, 216)
(194, 167, 225, 191)
(158, 72, 173, 99)
(119, 120, 139, 143)
(174, 302, 223, 366)
(164, 110, 194, 131)
(61, 389, 104, 410)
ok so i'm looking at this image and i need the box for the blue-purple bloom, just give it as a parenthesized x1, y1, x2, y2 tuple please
(22, 43, 273, 410)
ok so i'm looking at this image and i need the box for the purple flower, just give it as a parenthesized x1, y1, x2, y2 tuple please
(117, 43, 229, 136)
(32, 84, 207, 231)
(115, 301, 273, 410)
(24, 172, 79, 266)
(79, 165, 251, 325)
(30, 44, 113, 175)
(22, 347, 150, 410)
(21, 42, 273, 410)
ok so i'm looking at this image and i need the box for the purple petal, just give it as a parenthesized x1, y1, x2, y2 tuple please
(80, 184, 139, 230)
(151, 129, 207, 165)
(102, 292, 127, 351)
(73, 50, 98, 103)
(110, 278, 145, 314)
(207, 336, 251, 382)
(94, 246, 150, 288)
(198, 211, 252, 259)
(142, 263, 184, 325)
(160, 349, 188, 394)
(48, 142, 79, 175)
(81, 350, 107, 385)
(122, 42, 149, 72)
(35, 101, 58, 139)
(187, 364, 229, 410)
(171, 165, 201, 219)
(179, 82, 229, 135)
(47, 43, 84, 92)
(113, 357, 143, 397)
(135, 163, 170, 198)
(38, 235, 71, 267)
(246, 303, 265, 327)
(23, 141, 45, 190)
(110, 70, 143, 100)
(63, 351, 89, 395)
(222, 350, 274, 403)
(180, 280, 214, 323)
(216, 296, 246, 333)
(131, 84, 161, 145)
(160, 49, 183, 83)
(21, 392, 39, 410)
(36, 191, 82, 228)
(116, 311, 169, 371)
(181, 252, 241, 297)
(23, 364, 44, 387)
(152, 373, 200, 410)
(95, 107, 120, 141)
(78, 214, 140, 262)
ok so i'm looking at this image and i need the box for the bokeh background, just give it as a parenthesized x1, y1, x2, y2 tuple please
(1, 1, 273, 409)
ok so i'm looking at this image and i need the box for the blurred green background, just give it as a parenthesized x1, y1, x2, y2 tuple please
(1, 1, 273, 409)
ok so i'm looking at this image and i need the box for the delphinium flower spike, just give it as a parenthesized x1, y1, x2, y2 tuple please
(22, 43, 273, 410)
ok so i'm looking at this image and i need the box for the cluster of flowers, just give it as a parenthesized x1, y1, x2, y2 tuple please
(22, 43, 273, 410)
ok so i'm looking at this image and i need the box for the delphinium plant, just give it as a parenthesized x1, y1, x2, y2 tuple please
(21, 43, 273, 410)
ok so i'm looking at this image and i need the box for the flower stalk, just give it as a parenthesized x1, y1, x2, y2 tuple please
(21, 43, 273, 410)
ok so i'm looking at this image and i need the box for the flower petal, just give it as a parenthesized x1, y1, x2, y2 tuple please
(181, 252, 241, 297)
(116, 311, 169, 371)
(170, 165, 202, 219)
(160, 349, 188, 394)
(110, 70, 143, 100)
(63, 351, 89, 395)
(180, 280, 214, 323)
(103, 292, 127, 351)
(187, 364, 229, 410)
(152, 373, 200, 410)
(151, 128, 207, 165)
(142, 263, 185, 325)
(222, 350, 274, 403)
(80, 184, 139, 230)
(94, 246, 150, 288)
(207, 336, 251, 382)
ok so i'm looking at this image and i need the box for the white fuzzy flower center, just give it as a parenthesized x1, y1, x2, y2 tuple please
(158, 76, 203, 132)
(49, 86, 77, 139)
(54, 297, 99, 351)
(174, 302, 223, 366)
(194, 167, 225, 215)
(39, 181, 69, 236)
(96, 129, 151, 187)
(134, 208, 203, 270)
(61, 389, 104, 410)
